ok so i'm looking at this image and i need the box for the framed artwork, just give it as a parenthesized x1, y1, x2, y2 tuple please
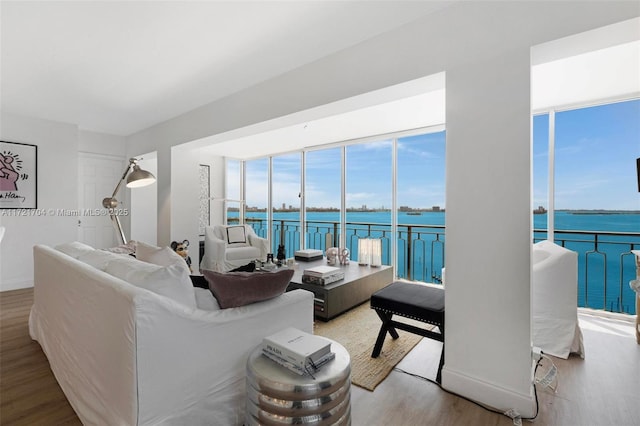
(199, 164, 210, 236)
(0, 141, 37, 209)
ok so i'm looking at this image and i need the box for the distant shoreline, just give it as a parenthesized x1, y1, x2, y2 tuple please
(236, 208, 638, 214)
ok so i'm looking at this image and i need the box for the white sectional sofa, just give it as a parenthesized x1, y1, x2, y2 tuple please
(30, 243, 313, 426)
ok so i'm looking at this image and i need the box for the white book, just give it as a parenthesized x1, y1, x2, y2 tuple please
(303, 265, 341, 278)
(262, 327, 331, 368)
(262, 349, 336, 376)
(302, 272, 345, 286)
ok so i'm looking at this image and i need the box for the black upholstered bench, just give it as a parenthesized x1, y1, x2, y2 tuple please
(370, 281, 445, 383)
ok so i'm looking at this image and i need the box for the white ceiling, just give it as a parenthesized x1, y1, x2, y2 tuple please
(0, 0, 456, 136)
(2, 2, 638, 161)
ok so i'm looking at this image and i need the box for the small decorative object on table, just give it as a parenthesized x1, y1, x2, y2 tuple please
(276, 245, 286, 266)
(338, 248, 350, 265)
(294, 249, 324, 262)
(326, 247, 339, 265)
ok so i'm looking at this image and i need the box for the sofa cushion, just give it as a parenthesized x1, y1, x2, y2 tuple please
(106, 257, 197, 309)
(55, 241, 95, 259)
(226, 245, 261, 261)
(202, 269, 294, 309)
(136, 241, 189, 273)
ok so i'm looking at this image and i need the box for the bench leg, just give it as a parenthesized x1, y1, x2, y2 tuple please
(371, 310, 400, 358)
(436, 344, 444, 384)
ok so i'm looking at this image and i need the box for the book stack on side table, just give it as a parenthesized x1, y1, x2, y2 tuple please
(302, 265, 345, 286)
(262, 327, 335, 376)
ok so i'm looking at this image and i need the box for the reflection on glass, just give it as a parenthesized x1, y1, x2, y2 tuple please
(396, 132, 446, 281)
(346, 141, 392, 264)
(244, 158, 268, 238)
(533, 113, 549, 235)
(272, 153, 301, 257)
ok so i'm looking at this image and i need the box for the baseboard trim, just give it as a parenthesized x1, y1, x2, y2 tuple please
(441, 366, 536, 418)
(1, 279, 33, 292)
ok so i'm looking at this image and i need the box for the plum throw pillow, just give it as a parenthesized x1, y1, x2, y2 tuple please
(202, 268, 294, 309)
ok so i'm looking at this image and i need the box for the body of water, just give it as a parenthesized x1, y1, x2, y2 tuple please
(232, 210, 639, 315)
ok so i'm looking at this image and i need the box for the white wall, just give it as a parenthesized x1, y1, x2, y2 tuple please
(130, 154, 158, 244)
(443, 49, 534, 414)
(79, 129, 126, 157)
(170, 145, 200, 271)
(0, 113, 77, 290)
(0, 113, 126, 290)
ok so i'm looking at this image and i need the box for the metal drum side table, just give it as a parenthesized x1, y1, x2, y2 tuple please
(245, 337, 351, 426)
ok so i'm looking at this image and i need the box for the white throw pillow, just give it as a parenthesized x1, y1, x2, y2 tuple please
(77, 250, 121, 271)
(194, 287, 221, 311)
(226, 226, 246, 244)
(105, 256, 160, 283)
(55, 241, 95, 259)
(105, 257, 197, 309)
(136, 241, 189, 273)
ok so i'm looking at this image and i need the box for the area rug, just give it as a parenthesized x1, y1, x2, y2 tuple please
(314, 302, 431, 391)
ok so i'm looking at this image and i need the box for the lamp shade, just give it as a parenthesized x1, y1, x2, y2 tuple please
(126, 165, 155, 188)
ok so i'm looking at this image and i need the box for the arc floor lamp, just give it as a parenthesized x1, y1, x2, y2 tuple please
(102, 158, 156, 244)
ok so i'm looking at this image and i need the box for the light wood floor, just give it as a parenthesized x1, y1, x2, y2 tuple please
(1, 288, 638, 425)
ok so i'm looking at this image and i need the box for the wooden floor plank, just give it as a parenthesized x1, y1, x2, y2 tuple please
(1, 288, 638, 425)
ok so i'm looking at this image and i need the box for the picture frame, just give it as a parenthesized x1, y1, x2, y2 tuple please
(0, 141, 38, 209)
(199, 164, 210, 236)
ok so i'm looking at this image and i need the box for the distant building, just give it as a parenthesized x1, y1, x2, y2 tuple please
(533, 206, 547, 214)
(432, 206, 441, 212)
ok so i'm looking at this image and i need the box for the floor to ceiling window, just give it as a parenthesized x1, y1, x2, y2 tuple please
(346, 140, 393, 264)
(225, 159, 241, 225)
(396, 130, 446, 282)
(225, 127, 448, 282)
(244, 158, 269, 238)
(304, 147, 342, 252)
(533, 98, 640, 314)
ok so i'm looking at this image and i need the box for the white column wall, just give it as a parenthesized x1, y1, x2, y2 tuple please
(443, 49, 534, 415)
(170, 146, 200, 270)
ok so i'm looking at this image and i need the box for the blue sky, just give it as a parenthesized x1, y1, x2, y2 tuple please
(236, 99, 638, 211)
(534, 98, 640, 210)
(240, 133, 446, 210)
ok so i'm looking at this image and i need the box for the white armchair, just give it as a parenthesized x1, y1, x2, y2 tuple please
(532, 240, 585, 359)
(201, 225, 269, 272)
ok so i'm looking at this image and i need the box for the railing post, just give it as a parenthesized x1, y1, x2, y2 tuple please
(407, 225, 413, 281)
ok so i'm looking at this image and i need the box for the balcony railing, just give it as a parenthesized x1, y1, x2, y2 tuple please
(237, 218, 639, 315)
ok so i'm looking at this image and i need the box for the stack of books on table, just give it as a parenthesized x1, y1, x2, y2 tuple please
(301, 265, 345, 286)
(262, 327, 335, 377)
